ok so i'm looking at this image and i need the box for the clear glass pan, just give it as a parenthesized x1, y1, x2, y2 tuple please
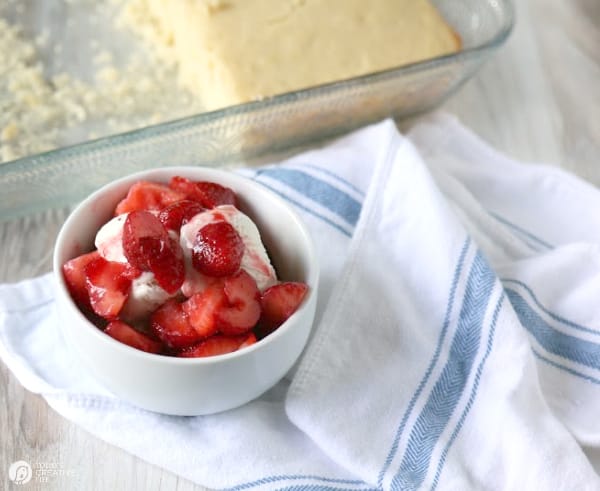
(0, 0, 514, 223)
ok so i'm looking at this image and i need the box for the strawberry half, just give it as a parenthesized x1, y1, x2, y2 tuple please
(84, 256, 134, 319)
(182, 284, 226, 338)
(62, 250, 100, 308)
(177, 332, 256, 358)
(218, 270, 261, 336)
(168, 176, 237, 208)
(239, 332, 258, 349)
(150, 299, 201, 349)
(114, 181, 186, 215)
(122, 210, 185, 294)
(192, 221, 244, 277)
(158, 199, 205, 232)
(104, 320, 163, 354)
(258, 282, 308, 334)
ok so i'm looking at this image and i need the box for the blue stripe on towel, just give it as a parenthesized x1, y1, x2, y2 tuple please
(293, 162, 366, 198)
(277, 487, 377, 491)
(278, 487, 377, 491)
(255, 168, 362, 227)
(430, 294, 505, 490)
(532, 349, 600, 386)
(488, 211, 553, 251)
(251, 179, 353, 237)
(227, 474, 376, 491)
(377, 238, 472, 487)
(502, 279, 600, 336)
(391, 251, 496, 490)
(506, 288, 600, 371)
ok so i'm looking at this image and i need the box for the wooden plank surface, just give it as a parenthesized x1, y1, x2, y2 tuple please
(1, 0, 599, 489)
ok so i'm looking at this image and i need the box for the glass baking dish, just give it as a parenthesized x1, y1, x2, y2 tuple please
(0, 0, 514, 224)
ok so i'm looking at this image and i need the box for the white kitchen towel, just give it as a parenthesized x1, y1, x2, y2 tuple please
(2, 114, 600, 490)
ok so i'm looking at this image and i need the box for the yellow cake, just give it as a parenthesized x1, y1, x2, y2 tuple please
(124, 0, 461, 110)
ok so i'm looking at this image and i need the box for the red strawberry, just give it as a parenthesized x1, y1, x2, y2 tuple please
(122, 210, 168, 270)
(104, 320, 163, 354)
(62, 250, 100, 307)
(114, 181, 186, 215)
(192, 221, 244, 277)
(122, 210, 185, 294)
(239, 332, 257, 349)
(182, 284, 226, 338)
(158, 199, 205, 231)
(168, 176, 237, 208)
(259, 282, 308, 334)
(218, 270, 261, 336)
(150, 299, 201, 349)
(177, 332, 256, 358)
(84, 256, 133, 319)
(194, 181, 237, 208)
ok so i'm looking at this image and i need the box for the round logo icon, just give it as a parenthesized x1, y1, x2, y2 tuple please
(8, 460, 32, 485)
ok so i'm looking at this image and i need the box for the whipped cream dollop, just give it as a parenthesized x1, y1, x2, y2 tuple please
(94, 205, 277, 322)
(179, 205, 277, 297)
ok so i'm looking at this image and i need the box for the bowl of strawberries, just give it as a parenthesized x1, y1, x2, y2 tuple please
(53, 166, 318, 415)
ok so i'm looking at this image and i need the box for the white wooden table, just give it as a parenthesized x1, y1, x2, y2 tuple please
(1, 0, 599, 489)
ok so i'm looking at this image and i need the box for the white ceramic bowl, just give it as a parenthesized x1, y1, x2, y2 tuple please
(53, 167, 318, 415)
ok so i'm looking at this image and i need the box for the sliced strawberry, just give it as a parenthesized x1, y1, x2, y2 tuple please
(122, 210, 185, 294)
(218, 270, 261, 336)
(114, 181, 186, 215)
(158, 199, 205, 231)
(150, 299, 201, 349)
(182, 284, 226, 338)
(239, 332, 257, 349)
(192, 221, 244, 277)
(104, 320, 163, 354)
(168, 176, 237, 208)
(194, 181, 237, 208)
(122, 210, 168, 269)
(167, 176, 198, 201)
(259, 282, 308, 333)
(62, 250, 101, 308)
(122, 264, 144, 281)
(151, 235, 186, 294)
(177, 332, 256, 358)
(84, 256, 133, 319)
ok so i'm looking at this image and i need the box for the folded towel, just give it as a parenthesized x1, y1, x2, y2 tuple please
(2, 114, 600, 490)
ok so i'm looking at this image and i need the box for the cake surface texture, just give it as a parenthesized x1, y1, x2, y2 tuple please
(126, 0, 461, 110)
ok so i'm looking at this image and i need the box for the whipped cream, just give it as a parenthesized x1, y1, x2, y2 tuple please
(95, 213, 128, 263)
(119, 272, 173, 323)
(95, 213, 175, 322)
(94, 204, 277, 321)
(180, 205, 277, 297)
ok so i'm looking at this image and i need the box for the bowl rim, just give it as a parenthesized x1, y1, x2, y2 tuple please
(52, 166, 319, 366)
